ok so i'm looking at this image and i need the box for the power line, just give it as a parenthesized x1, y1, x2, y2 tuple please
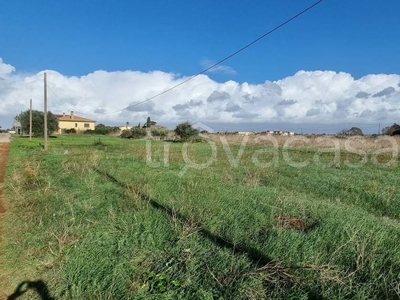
(47, 85, 74, 111)
(43, 0, 324, 119)
(47, 84, 98, 117)
(102, 0, 324, 115)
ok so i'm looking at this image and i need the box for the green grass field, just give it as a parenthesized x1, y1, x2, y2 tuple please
(1, 134, 400, 299)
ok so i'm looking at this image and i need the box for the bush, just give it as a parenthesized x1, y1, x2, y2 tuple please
(65, 128, 77, 134)
(392, 130, 400, 136)
(120, 130, 132, 139)
(151, 128, 169, 137)
(83, 130, 95, 135)
(174, 122, 199, 142)
(382, 124, 400, 135)
(83, 125, 120, 135)
(120, 127, 146, 139)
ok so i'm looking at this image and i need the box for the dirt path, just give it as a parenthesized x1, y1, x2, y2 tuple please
(0, 133, 11, 143)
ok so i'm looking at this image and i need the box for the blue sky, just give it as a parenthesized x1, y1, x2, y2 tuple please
(0, 0, 400, 133)
(1, 0, 399, 82)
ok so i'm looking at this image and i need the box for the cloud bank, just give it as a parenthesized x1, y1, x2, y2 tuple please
(1, 58, 399, 132)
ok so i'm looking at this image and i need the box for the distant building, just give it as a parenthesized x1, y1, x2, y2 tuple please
(238, 131, 255, 136)
(12, 117, 21, 134)
(263, 130, 295, 136)
(54, 111, 96, 134)
(119, 122, 132, 132)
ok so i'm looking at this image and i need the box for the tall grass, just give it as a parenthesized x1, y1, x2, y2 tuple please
(1, 135, 400, 299)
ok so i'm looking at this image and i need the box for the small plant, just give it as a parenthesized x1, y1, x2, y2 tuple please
(144, 271, 181, 293)
(92, 138, 106, 146)
(275, 215, 306, 231)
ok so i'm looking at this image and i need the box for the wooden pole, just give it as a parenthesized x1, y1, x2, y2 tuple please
(44, 72, 48, 151)
(19, 110, 23, 136)
(29, 99, 32, 141)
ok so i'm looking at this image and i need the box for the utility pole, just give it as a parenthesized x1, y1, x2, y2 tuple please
(29, 99, 32, 141)
(44, 72, 48, 151)
(378, 123, 381, 135)
(19, 110, 23, 136)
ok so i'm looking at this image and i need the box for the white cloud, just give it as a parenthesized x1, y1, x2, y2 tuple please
(0, 58, 15, 76)
(200, 58, 237, 75)
(1, 57, 400, 132)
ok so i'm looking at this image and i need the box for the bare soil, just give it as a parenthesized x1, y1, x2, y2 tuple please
(0, 133, 11, 143)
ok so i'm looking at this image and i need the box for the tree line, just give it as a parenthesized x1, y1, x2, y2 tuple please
(14, 109, 400, 139)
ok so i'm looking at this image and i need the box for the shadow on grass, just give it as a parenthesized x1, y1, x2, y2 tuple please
(7, 280, 54, 300)
(93, 166, 271, 267)
(92, 166, 326, 298)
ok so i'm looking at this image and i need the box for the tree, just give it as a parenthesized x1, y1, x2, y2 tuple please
(337, 127, 363, 136)
(18, 110, 59, 136)
(347, 127, 363, 136)
(143, 117, 157, 128)
(382, 123, 400, 136)
(174, 121, 199, 142)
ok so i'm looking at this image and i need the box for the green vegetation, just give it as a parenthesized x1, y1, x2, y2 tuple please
(150, 128, 169, 138)
(337, 126, 364, 136)
(382, 123, 400, 136)
(120, 127, 147, 139)
(145, 116, 157, 128)
(64, 128, 77, 134)
(18, 110, 59, 136)
(83, 123, 120, 135)
(1, 135, 400, 299)
(174, 121, 199, 142)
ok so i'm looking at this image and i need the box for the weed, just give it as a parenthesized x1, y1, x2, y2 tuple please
(2, 135, 400, 299)
(92, 137, 107, 147)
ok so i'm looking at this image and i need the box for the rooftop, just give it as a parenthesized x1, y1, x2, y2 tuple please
(54, 111, 96, 122)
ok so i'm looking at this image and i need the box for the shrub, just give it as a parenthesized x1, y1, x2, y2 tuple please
(382, 123, 400, 135)
(120, 127, 146, 139)
(83, 130, 95, 135)
(65, 128, 77, 134)
(174, 122, 199, 142)
(151, 128, 168, 137)
(83, 125, 120, 135)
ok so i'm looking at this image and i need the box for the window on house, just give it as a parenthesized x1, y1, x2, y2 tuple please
(84, 123, 90, 128)
(75, 123, 78, 128)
